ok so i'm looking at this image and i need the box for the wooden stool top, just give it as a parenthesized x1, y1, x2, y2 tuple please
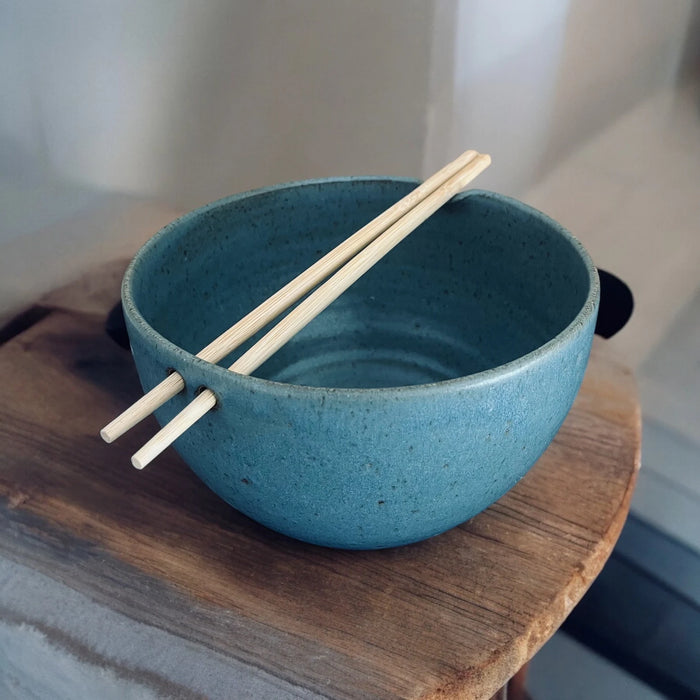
(0, 262, 640, 699)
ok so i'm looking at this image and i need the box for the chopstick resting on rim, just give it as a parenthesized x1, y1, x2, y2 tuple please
(129, 152, 491, 470)
(101, 149, 481, 444)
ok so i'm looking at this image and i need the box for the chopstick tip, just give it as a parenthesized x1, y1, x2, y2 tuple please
(131, 453, 147, 470)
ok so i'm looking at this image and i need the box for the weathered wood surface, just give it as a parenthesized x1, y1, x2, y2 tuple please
(0, 263, 640, 699)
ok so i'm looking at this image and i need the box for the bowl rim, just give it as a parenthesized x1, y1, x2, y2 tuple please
(122, 178, 600, 398)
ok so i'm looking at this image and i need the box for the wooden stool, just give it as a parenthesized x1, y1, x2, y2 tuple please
(0, 262, 640, 699)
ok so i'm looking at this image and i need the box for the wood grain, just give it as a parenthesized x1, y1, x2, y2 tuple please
(0, 276, 640, 699)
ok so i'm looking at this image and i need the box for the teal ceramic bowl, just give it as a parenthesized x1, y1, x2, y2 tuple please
(122, 179, 599, 549)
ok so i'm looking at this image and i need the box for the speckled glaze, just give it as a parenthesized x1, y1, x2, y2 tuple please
(122, 179, 599, 549)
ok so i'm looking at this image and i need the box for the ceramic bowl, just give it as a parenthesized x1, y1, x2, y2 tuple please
(122, 179, 599, 549)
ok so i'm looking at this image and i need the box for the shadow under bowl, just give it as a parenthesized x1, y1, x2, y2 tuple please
(122, 179, 599, 549)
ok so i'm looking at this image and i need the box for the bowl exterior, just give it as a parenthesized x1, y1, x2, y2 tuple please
(122, 183, 599, 549)
(125, 312, 596, 549)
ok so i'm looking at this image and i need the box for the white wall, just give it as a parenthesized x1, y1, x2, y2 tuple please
(423, 0, 694, 195)
(424, 0, 570, 195)
(0, 0, 697, 322)
(2, 0, 433, 212)
(540, 0, 694, 169)
(3, 0, 694, 211)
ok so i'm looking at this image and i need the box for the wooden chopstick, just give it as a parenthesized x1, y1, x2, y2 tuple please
(130, 153, 491, 469)
(101, 150, 480, 444)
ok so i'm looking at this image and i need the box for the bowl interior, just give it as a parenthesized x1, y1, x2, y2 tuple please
(128, 181, 592, 389)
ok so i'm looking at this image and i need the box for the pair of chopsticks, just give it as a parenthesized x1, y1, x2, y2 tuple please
(101, 150, 491, 469)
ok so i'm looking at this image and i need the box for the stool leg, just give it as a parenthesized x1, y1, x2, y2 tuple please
(490, 663, 532, 700)
(507, 662, 532, 700)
